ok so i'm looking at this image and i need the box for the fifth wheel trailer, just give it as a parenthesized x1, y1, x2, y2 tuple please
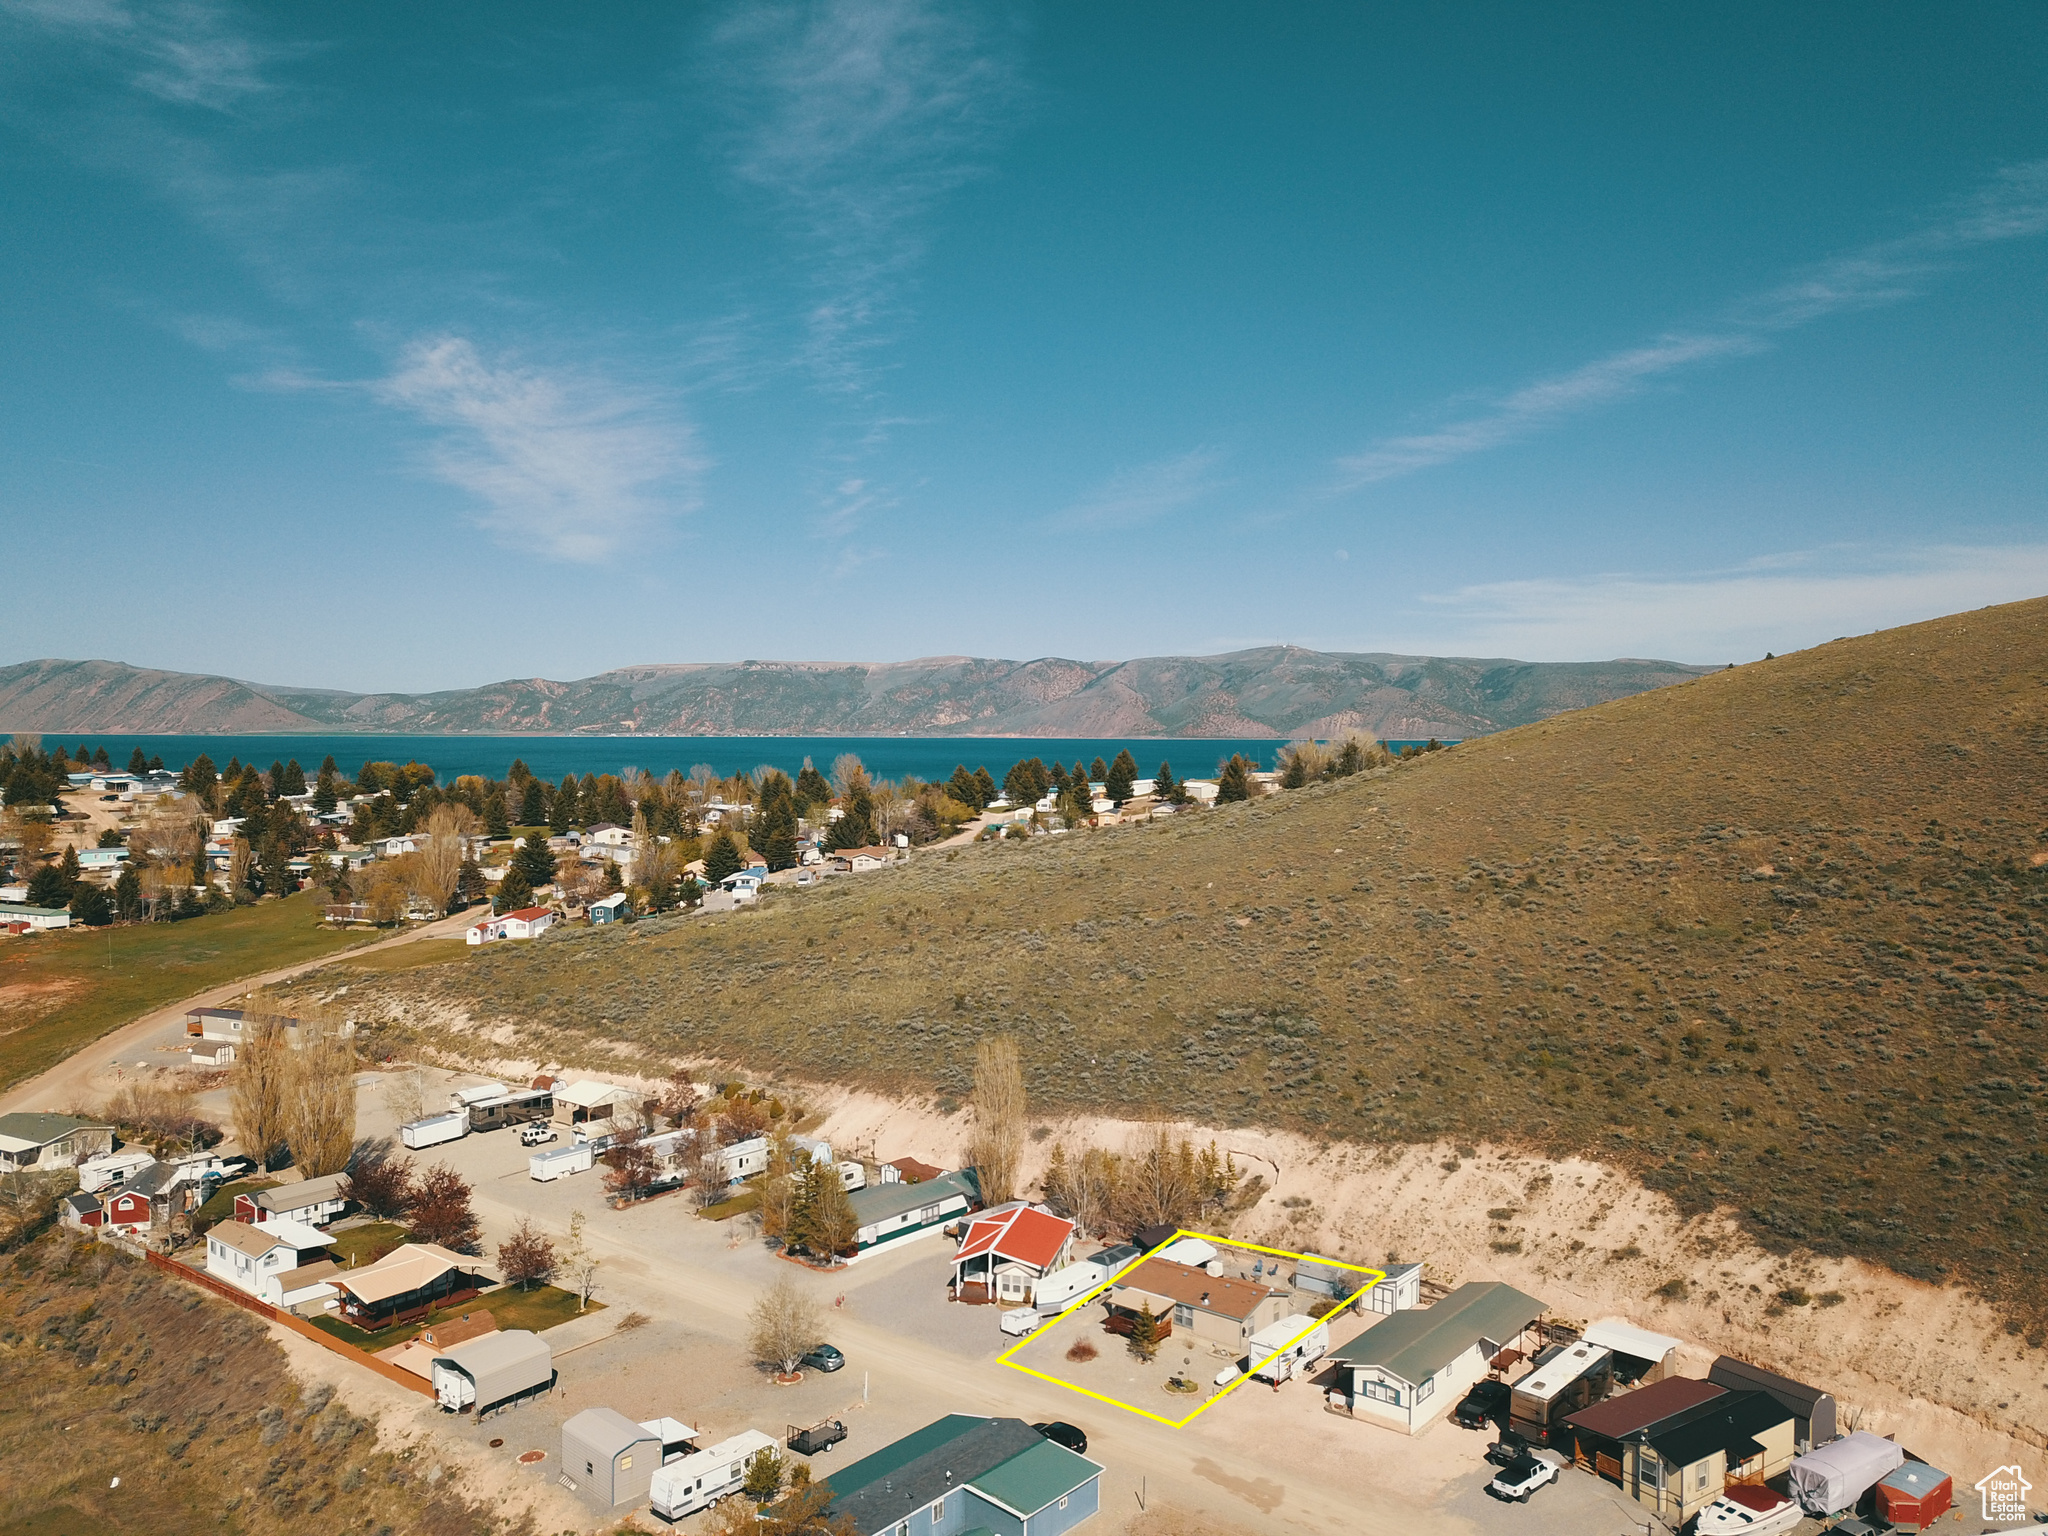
(431, 1330, 554, 1417)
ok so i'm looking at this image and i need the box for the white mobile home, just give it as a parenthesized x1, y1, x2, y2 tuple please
(1330, 1281, 1544, 1434)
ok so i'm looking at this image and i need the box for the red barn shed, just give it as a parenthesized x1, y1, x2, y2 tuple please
(1875, 1460, 1952, 1531)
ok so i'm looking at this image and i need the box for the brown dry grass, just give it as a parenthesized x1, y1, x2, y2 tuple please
(0, 1231, 508, 1536)
(311, 597, 2048, 1332)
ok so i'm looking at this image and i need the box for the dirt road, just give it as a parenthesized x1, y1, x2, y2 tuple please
(0, 907, 478, 1117)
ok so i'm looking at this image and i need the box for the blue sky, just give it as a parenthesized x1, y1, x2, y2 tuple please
(3, 2, 2046, 691)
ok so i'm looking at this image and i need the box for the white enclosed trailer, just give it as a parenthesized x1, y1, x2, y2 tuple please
(530, 1143, 595, 1181)
(648, 1429, 779, 1521)
(400, 1112, 468, 1149)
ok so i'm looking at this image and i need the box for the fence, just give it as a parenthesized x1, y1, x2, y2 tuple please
(145, 1250, 436, 1399)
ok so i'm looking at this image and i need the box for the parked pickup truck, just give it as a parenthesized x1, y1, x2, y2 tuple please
(787, 1419, 847, 1456)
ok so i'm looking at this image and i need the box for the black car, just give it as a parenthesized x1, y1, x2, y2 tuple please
(1452, 1378, 1510, 1429)
(801, 1345, 845, 1373)
(1033, 1422, 1088, 1455)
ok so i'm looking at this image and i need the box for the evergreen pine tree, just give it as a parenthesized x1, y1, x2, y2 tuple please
(495, 866, 535, 914)
(190, 844, 209, 887)
(70, 882, 113, 926)
(1127, 1301, 1161, 1361)
(550, 775, 579, 832)
(947, 766, 979, 807)
(521, 778, 549, 828)
(268, 760, 287, 797)
(312, 770, 338, 814)
(755, 771, 799, 872)
(282, 759, 307, 795)
(60, 845, 80, 883)
(92, 746, 110, 768)
(114, 865, 143, 921)
(148, 754, 164, 771)
(27, 863, 71, 908)
(1153, 761, 1178, 800)
(1106, 749, 1138, 805)
(174, 883, 205, 919)
(259, 833, 292, 897)
(320, 754, 339, 777)
(1090, 756, 1109, 784)
(512, 831, 557, 889)
(823, 778, 876, 852)
(794, 761, 832, 814)
(223, 756, 242, 783)
(484, 792, 511, 837)
(703, 827, 744, 883)
(971, 766, 997, 808)
(1216, 754, 1255, 803)
(128, 747, 148, 775)
(181, 754, 218, 797)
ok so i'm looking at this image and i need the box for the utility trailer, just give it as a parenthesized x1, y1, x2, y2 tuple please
(786, 1417, 847, 1455)
(400, 1111, 467, 1149)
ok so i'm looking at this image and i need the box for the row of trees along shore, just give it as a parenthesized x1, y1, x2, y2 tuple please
(0, 728, 1423, 929)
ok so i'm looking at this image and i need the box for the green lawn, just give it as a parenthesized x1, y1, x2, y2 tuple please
(307, 1281, 595, 1350)
(0, 891, 372, 1092)
(696, 1188, 761, 1221)
(326, 1221, 409, 1267)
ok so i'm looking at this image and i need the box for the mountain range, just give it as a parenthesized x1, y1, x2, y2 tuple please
(0, 651, 1716, 739)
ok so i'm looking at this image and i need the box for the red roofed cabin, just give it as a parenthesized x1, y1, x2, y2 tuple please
(950, 1205, 1077, 1306)
(468, 906, 557, 945)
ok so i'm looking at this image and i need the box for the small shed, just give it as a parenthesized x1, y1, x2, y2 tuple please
(1707, 1354, 1837, 1451)
(1875, 1460, 1953, 1531)
(563, 1406, 662, 1507)
(430, 1330, 553, 1416)
(1360, 1262, 1423, 1314)
(589, 892, 629, 924)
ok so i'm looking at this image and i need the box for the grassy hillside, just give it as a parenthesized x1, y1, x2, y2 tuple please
(0, 1233, 496, 1536)
(0, 891, 368, 1095)
(342, 598, 2048, 1331)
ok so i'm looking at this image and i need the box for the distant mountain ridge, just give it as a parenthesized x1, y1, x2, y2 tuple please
(0, 651, 1716, 739)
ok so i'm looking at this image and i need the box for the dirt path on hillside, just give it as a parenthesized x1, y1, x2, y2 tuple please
(0, 907, 480, 1117)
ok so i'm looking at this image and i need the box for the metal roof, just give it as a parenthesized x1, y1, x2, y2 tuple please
(1707, 1354, 1833, 1413)
(824, 1416, 1095, 1535)
(1645, 1390, 1789, 1468)
(1581, 1318, 1681, 1362)
(562, 1405, 654, 1457)
(848, 1169, 977, 1228)
(0, 1112, 110, 1147)
(1330, 1281, 1544, 1387)
(1564, 1375, 1725, 1440)
(967, 1436, 1100, 1519)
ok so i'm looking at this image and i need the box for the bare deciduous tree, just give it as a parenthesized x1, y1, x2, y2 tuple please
(966, 1035, 1026, 1207)
(746, 1276, 823, 1377)
(560, 1210, 600, 1310)
(230, 1015, 292, 1170)
(284, 1028, 358, 1177)
(384, 1063, 431, 1125)
(416, 804, 479, 915)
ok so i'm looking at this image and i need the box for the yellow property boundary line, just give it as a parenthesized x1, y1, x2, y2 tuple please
(996, 1229, 1384, 1428)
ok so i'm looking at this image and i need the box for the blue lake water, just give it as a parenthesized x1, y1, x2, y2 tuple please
(52, 733, 1307, 785)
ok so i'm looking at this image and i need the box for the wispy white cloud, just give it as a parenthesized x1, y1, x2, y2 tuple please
(1397, 543, 2048, 662)
(2, 0, 277, 111)
(1047, 448, 1225, 532)
(710, 0, 1023, 393)
(1337, 159, 2048, 489)
(370, 337, 709, 563)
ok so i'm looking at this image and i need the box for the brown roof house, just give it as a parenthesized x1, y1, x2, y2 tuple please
(1104, 1257, 1289, 1355)
(331, 1242, 491, 1331)
(1568, 1382, 1794, 1524)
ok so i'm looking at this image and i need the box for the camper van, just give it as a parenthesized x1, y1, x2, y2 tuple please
(648, 1430, 779, 1521)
